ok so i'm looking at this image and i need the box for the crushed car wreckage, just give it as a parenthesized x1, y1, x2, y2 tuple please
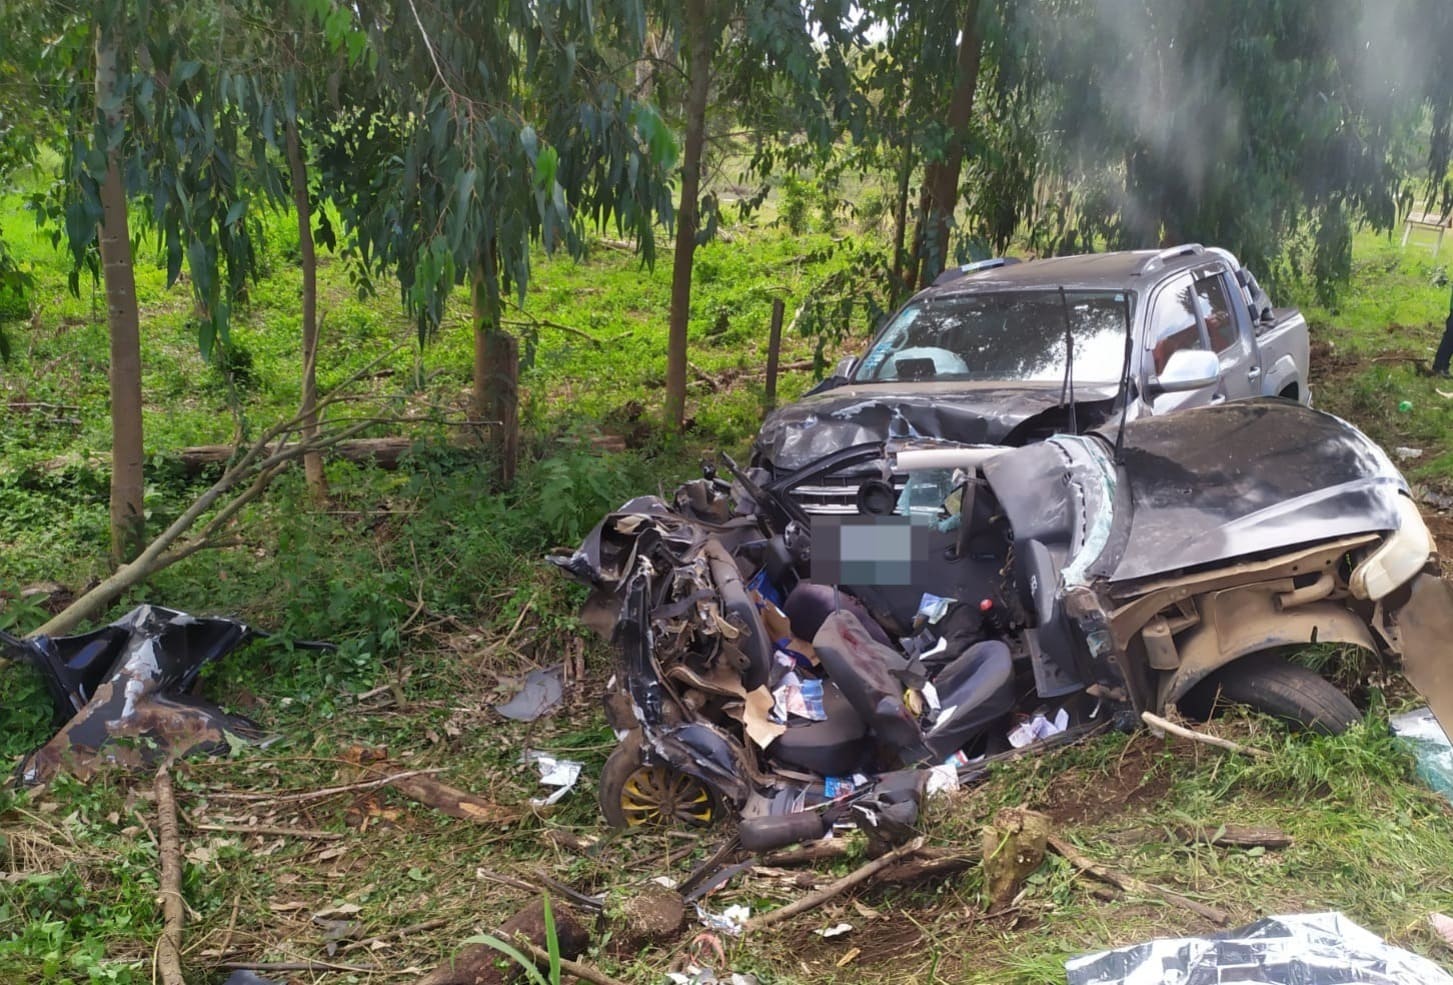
(551, 399, 1453, 845)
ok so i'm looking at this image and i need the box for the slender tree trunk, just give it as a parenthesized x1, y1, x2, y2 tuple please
(95, 30, 145, 564)
(664, 0, 711, 432)
(285, 115, 326, 502)
(471, 248, 517, 485)
(908, 182, 931, 293)
(916, 0, 984, 289)
(890, 144, 915, 301)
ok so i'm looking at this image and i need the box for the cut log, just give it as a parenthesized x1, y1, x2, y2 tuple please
(174, 437, 419, 475)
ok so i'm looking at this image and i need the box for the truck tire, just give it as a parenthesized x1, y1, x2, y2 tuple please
(599, 735, 718, 828)
(1182, 653, 1360, 735)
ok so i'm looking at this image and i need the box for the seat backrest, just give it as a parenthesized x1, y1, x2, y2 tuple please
(704, 541, 773, 692)
(813, 610, 930, 762)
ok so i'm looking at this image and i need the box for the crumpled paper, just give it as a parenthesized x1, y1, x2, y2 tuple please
(522, 750, 583, 806)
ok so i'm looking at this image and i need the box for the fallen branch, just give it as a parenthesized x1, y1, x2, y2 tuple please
(1142, 711, 1270, 759)
(218, 959, 375, 973)
(515, 939, 630, 985)
(155, 766, 187, 985)
(874, 851, 978, 885)
(1171, 824, 1291, 850)
(760, 840, 852, 867)
(1046, 832, 1230, 925)
(744, 836, 925, 932)
(389, 773, 517, 824)
(340, 917, 449, 953)
(206, 768, 442, 805)
(188, 821, 345, 841)
(24, 345, 406, 639)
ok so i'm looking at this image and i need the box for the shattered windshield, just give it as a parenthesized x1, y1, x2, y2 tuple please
(855, 290, 1133, 384)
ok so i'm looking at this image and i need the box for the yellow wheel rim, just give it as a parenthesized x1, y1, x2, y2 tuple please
(619, 765, 715, 827)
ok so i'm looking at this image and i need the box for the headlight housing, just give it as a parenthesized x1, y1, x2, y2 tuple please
(1350, 495, 1436, 601)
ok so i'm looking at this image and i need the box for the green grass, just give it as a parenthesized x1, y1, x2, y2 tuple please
(4, 197, 1453, 983)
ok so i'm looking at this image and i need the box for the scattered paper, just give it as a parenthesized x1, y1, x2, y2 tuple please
(1007, 708, 1070, 749)
(815, 923, 853, 938)
(916, 593, 954, 624)
(696, 902, 751, 936)
(925, 762, 959, 797)
(771, 674, 826, 723)
(522, 750, 583, 806)
(1395, 446, 1425, 461)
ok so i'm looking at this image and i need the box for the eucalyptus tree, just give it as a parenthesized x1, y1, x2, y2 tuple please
(19, 1, 286, 560)
(220, 0, 380, 501)
(849, 2, 1041, 295)
(337, 0, 677, 482)
(649, 0, 863, 431)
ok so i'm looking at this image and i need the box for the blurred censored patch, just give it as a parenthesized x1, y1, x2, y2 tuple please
(809, 516, 935, 586)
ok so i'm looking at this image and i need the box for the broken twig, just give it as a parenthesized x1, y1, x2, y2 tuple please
(154, 766, 187, 985)
(1047, 832, 1230, 925)
(189, 821, 345, 840)
(744, 836, 925, 932)
(340, 917, 449, 953)
(1142, 711, 1270, 758)
(218, 958, 375, 973)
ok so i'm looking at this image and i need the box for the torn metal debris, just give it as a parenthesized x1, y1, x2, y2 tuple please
(496, 665, 564, 722)
(2, 605, 282, 784)
(1065, 912, 1453, 985)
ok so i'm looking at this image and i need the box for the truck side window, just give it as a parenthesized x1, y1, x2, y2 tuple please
(1194, 273, 1238, 353)
(1148, 275, 1203, 374)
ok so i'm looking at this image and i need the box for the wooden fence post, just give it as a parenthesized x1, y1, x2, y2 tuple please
(763, 298, 785, 415)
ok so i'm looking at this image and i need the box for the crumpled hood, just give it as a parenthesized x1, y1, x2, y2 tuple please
(754, 380, 1121, 472)
(1102, 400, 1408, 584)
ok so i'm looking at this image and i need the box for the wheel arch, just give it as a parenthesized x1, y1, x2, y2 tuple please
(1161, 593, 1377, 708)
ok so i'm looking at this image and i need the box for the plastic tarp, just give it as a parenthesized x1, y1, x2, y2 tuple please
(1065, 912, 1453, 985)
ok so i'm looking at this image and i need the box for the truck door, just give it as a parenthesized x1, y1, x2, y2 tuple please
(1143, 272, 1223, 413)
(1193, 266, 1260, 400)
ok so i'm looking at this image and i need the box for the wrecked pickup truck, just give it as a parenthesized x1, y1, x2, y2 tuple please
(756, 244, 1310, 513)
(552, 399, 1452, 841)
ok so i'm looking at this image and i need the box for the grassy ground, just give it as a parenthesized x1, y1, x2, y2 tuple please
(2, 204, 1453, 984)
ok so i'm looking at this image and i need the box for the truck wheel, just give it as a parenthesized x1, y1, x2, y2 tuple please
(1182, 653, 1360, 735)
(599, 736, 718, 828)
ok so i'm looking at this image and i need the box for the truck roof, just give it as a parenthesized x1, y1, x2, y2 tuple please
(928, 245, 1222, 297)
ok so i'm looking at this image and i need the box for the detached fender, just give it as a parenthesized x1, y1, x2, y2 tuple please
(1162, 587, 1376, 707)
(1383, 572, 1453, 740)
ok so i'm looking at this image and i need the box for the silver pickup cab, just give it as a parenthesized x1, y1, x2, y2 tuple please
(752, 244, 1312, 513)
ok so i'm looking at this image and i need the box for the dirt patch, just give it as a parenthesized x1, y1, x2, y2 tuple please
(1032, 738, 1174, 827)
(796, 909, 926, 971)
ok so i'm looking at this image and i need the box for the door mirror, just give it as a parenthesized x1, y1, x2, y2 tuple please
(1148, 348, 1219, 396)
(833, 355, 859, 379)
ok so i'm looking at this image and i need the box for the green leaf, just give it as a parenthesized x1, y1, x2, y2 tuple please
(520, 125, 539, 163)
(543, 894, 560, 985)
(455, 168, 477, 215)
(536, 145, 558, 192)
(224, 200, 246, 227)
